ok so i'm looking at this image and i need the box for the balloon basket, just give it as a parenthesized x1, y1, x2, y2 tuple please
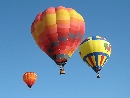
(60, 70, 65, 75)
(97, 74, 100, 78)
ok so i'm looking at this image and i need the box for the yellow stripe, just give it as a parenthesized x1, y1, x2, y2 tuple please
(68, 9, 79, 19)
(77, 13, 84, 21)
(102, 56, 107, 66)
(96, 36, 102, 38)
(86, 58, 92, 67)
(98, 55, 102, 66)
(45, 13, 56, 25)
(103, 59, 108, 67)
(91, 55, 96, 66)
(68, 51, 73, 57)
(34, 16, 46, 36)
(97, 55, 107, 66)
(56, 9, 70, 20)
(32, 32, 39, 44)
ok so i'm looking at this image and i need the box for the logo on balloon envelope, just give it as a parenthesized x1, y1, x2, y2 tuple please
(104, 43, 111, 52)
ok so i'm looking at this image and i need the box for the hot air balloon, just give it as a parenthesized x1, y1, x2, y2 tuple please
(23, 72, 37, 90)
(79, 36, 111, 78)
(31, 6, 85, 75)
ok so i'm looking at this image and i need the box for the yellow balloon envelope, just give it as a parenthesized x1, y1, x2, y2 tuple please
(79, 36, 112, 73)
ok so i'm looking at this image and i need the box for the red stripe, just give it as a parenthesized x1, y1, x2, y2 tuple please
(100, 55, 104, 66)
(88, 56, 95, 67)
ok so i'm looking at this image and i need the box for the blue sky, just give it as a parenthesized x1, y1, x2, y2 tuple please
(0, 0, 130, 98)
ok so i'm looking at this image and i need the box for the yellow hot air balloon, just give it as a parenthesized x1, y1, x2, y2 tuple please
(79, 36, 112, 78)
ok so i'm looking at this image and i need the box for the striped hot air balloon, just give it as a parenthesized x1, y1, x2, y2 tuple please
(23, 72, 37, 90)
(31, 6, 85, 75)
(79, 36, 112, 78)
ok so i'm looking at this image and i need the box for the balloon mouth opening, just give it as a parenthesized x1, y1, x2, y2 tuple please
(27, 85, 32, 89)
(92, 66, 102, 73)
(55, 58, 67, 65)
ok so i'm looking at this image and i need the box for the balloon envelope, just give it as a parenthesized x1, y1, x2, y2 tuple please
(79, 36, 111, 72)
(31, 6, 85, 64)
(23, 72, 37, 89)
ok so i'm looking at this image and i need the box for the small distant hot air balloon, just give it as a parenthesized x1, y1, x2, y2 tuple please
(31, 6, 85, 75)
(79, 36, 111, 78)
(23, 72, 37, 90)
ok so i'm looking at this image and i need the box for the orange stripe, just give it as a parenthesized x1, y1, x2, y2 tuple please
(55, 6, 66, 11)
(56, 20, 70, 24)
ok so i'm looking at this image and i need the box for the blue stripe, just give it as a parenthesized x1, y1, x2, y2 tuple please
(80, 36, 106, 45)
(92, 36, 105, 40)
(92, 36, 97, 40)
(68, 33, 76, 40)
(77, 32, 82, 39)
